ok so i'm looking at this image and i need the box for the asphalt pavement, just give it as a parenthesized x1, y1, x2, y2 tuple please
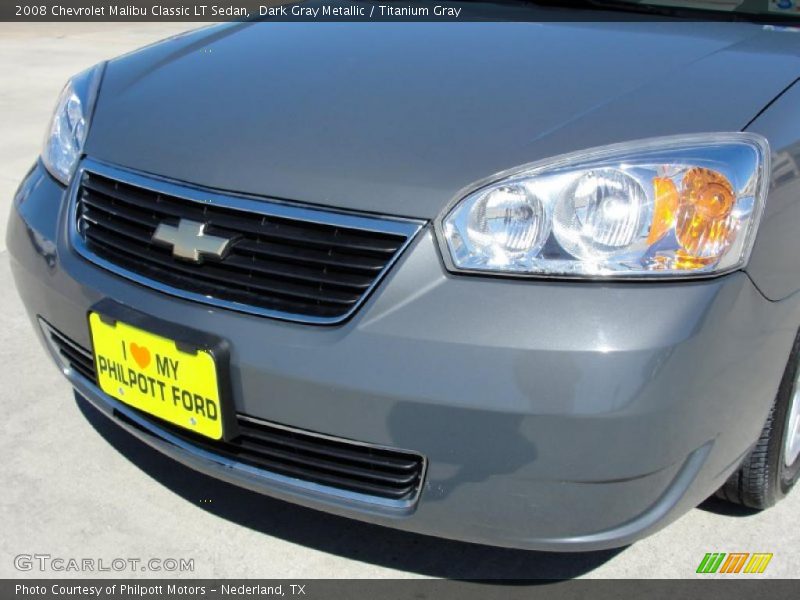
(0, 23, 797, 579)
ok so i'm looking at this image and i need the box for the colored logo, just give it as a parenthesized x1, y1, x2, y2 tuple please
(696, 553, 773, 574)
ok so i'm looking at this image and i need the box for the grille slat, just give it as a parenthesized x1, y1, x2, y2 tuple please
(235, 438, 419, 487)
(238, 426, 420, 471)
(42, 324, 425, 504)
(84, 226, 364, 307)
(83, 239, 348, 318)
(82, 192, 160, 229)
(58, 349, 95, 381)
(175, 436, 420, 500)
(48, 328, 94, 361)
(83, 209, 375, 293)
(222, 254, 375, 290)
(81, 207, 154, 243)
(85, 190, 391, 275)
(233, 239, 387, 274)
(57, 343, 94, 370)
(76, 168, 420, 322)
(81, 175, 406, 255)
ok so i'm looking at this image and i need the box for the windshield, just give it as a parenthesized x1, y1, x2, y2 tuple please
(605, 0, 800, 18)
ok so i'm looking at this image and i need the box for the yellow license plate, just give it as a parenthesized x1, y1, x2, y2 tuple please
(88, 313, 223, 440)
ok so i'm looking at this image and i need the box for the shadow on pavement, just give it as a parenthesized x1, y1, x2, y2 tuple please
(76, 394, 624, 579)
(697, 496, 761, 518)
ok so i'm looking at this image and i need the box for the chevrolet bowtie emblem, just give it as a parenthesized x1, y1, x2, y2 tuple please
(152, 219, 232, 263)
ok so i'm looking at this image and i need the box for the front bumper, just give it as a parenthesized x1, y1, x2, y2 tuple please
(8, 161, 799, 551)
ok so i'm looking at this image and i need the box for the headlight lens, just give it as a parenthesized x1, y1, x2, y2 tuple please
(441, 134, 769, 278)
(41, 63, 105, 185)
(466, 185, 550, 261)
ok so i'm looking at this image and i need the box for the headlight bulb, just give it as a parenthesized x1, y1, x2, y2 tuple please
(466, 185, 549, 264)
(553, 169, 646, 260)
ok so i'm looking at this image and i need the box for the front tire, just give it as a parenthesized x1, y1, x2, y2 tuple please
(717, 329, 800, 509)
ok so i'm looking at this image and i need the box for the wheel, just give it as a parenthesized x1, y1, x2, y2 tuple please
(716, 329, 800, 509)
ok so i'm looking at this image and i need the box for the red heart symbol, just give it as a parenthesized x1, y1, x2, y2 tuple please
(129, 343, 151, 370)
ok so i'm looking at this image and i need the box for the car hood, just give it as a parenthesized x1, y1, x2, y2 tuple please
(86, 20, 800, 219)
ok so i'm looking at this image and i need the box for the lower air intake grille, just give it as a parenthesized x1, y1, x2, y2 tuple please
(41, 319, 96, 382)
(123, 414, 425, 502)
(71, 161, 423, 323)
(41, 321, 425, 503)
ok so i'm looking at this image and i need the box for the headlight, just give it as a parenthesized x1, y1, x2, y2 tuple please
(440, 134, 769, 278)
(41, 63, 105, 185)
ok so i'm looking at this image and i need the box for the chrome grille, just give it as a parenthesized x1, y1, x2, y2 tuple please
(71, 160, 424, 323)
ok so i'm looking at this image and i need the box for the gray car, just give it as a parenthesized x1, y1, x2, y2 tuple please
(8, 3, 800, 552)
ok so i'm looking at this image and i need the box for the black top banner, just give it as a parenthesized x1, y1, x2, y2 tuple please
(4, 0, 800, 22)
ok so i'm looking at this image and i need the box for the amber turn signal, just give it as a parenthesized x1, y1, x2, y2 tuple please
(676, 168, 736, 260)
(648, 177, 679, 245)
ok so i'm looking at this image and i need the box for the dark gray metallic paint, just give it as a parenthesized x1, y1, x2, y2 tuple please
(746, 79, 800, 301)
(86, 22, 800, 219)
(8, 159, 800, 549)
(8, 20, 800, 549)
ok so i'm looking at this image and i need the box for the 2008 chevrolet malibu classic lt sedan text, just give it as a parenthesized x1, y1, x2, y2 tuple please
(8, 2, 800, 551)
